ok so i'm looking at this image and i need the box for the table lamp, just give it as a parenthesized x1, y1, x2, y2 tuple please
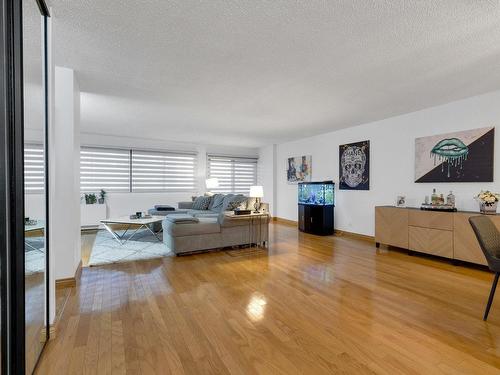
(205, 178, 219, 195)
(250, 185, 264, 213)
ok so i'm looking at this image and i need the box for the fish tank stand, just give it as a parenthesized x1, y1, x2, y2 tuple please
(298, 181, 335, 236)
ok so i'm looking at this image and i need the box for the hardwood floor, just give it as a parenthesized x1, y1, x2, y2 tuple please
(35, 222, 500, 374)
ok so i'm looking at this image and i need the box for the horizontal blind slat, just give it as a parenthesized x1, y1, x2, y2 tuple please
(24, 143, 45, 193)
(80, 147, 131, 192)
(131, 150, 196, 192)
(207, 154, 258, 195)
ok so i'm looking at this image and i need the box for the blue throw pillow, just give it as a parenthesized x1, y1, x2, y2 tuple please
(192, 196, 211, 210)
(210, 194, 226, 212)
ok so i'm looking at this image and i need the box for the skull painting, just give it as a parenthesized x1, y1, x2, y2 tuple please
(339, 141, 369, 190)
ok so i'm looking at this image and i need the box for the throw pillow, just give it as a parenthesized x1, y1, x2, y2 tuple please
(223, 194, 248, 211)
(210, 194, 225, 212)
(192, 195, 211, 210)
(246, 197, 257, 211)
(221, 194, 235, 211)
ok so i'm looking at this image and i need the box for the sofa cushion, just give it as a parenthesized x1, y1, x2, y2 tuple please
(191, 212, 220, 218)
(178, 201, 194, 209)
(163, 217, 221, 237)
(165, 214, 199, 223)
(148, 208, 189, 216)
(192, 196, 212, 210)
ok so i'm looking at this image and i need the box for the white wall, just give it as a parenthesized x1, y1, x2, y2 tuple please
(52, 66, 81, 280)
(79, 133, 259, 217)
(258, 144, 276, 216)
(269, 89, 500, 236)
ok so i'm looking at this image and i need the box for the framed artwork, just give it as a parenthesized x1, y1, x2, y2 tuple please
(287, 155, 311, 183)
(339, 140, 370, 190)
(415, 127, 494, 182)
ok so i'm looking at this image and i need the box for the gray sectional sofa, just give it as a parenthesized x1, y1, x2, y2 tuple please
(148, 194, 270, 255)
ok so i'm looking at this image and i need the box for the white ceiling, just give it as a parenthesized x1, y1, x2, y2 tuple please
(51, 0, 500, 147)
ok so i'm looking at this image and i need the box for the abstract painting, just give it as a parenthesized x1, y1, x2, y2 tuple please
(287, 155, 311, 183)
(415, 127, 494, 182)
(339, 140, 370, 190)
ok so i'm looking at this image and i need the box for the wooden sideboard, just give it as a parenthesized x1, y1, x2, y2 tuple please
(374, 206, 500, 266)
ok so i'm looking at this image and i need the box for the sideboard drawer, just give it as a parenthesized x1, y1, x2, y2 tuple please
(409, 226, 453, 258)
(375, 207, 408, 248)
(408, 210, 453, 231)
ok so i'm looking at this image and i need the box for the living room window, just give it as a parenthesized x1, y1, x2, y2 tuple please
(24, 143, 45, 193)
(80, 147, 131, 192)
(131, 150, 196, 192)
(207, 154, 258, 194)
(80, 146, 197, 192)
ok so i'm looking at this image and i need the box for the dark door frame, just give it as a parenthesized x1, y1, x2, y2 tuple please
(0, 0, 49, 373)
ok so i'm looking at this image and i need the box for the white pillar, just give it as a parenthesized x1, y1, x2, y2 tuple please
(51, 66, 81, 287)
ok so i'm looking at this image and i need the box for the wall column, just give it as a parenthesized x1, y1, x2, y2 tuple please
(50, 66, 81, 289)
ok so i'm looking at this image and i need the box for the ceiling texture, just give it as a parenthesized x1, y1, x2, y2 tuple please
(51, 0, 500, 147)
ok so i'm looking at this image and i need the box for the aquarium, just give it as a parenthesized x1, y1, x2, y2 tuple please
(298, 181, 335, 205)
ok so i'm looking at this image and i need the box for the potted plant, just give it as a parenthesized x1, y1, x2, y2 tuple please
(98, 189, 107, 204)
(85, 193, 97, 204)
(476, 190, 500, 214)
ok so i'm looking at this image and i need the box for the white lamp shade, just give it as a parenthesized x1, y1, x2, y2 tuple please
(205, 178, 219, 189)
(249, 185, 264, 198)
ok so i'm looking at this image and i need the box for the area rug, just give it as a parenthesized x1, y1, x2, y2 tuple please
(25, 237, 45, 275)
(88, 229, 173, 266)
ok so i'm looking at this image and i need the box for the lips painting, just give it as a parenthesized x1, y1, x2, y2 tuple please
(415, 127, 494, 182)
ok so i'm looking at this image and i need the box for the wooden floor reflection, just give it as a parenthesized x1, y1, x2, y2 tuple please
(35, 222, 500, 374)
(26, 268, 46, 374)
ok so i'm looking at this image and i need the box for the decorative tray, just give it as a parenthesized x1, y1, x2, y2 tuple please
(420, 204, 457, 212)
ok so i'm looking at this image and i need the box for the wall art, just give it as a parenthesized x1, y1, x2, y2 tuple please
(415, 127, 494, 182)
(339, 140, 370, 190)
(287, 155, 311, 183)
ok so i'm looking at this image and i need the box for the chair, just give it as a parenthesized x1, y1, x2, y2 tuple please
(469, 215, 500, 320)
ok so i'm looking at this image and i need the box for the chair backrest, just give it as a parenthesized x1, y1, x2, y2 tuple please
(469, 215, 500, 271)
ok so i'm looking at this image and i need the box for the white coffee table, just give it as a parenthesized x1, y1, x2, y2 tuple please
(100, 216, 164, 245)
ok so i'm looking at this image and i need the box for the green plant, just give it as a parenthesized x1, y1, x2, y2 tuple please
(99, 189, 107, 200)
(85, 193, 97, 204)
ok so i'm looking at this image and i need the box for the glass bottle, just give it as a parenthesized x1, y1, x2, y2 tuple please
(447, 191, 455, 207)
(431, 189, 438, 205)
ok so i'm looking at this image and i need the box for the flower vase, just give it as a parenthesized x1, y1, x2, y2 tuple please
(480, 201, 498, 215)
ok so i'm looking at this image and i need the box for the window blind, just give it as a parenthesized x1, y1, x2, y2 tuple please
(131, 150, 197, 192)
(24, 143, 45, 193)
(207, 155, 258, 194)
(80, 147, 131, 192)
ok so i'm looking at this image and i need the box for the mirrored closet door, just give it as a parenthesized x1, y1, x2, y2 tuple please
(23, 0, 49, 373)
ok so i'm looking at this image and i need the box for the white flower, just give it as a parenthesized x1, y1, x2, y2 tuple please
(476, 190, 500, 203)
